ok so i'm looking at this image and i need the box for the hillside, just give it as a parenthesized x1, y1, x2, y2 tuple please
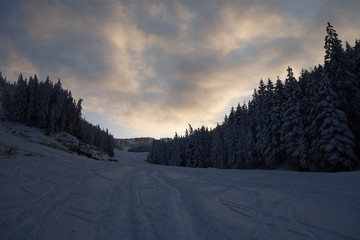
(0, 74, 115, 156)
(0, 106, 114, 161)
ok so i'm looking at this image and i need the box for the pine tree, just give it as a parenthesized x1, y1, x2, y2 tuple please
(252, 79, 272, 168)
(309, 69, 357, 171)
(324, 23, 360, 167)
(0, 78, 13, 111)
(266, 77, 285, 168)
(64, 91, 76, 134)
(280, 67, 307, 170)
(245, 100, 258, 168)
(10, 74, 28, 122)
(34, 77, 52, 128)
(0, 72, 6, 91)
(169, 133, 182, 166)
(298, 68, 320, 170)
(74, 98, 83, 137)
(48, 79, 66, 131)
(256, 79, 275, 168)
(234, 104, 250, 168)
(26, 75, 38, 125)
(224, 107, 237, 168)
(210, 124, 224, 168)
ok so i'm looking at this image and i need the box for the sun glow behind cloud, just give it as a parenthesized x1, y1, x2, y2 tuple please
(1, 0, 359, 138)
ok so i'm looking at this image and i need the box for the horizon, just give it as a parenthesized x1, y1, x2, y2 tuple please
(1, 0, 360, 139)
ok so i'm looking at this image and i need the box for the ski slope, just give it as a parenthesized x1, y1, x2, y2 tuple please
(0, 126, 360, 239)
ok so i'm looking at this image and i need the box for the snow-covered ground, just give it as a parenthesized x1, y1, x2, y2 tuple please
(0, 122, 359, 239)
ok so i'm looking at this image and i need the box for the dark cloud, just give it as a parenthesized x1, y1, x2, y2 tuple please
(1, 0, 359, 138)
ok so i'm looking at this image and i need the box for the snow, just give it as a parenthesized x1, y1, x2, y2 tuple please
(0, 118, 112, 161)
(1, 122, 360, 239)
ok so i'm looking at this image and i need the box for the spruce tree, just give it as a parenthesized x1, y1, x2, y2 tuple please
(210, 124, 224, 168)
(34, 77, 52, 128)
(266, 78, 285, 168)
(324, 23, 360, 167)
(26, 75, 38, 125)
(280, 67, 307, 170)
(10, 74, 28, 122)
(309, 69, 357, 171)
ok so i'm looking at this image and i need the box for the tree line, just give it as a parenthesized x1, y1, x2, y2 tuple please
(0, 74, 114, 156)
(147, 23, 360, 172)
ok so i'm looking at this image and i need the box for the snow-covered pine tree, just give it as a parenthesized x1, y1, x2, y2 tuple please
(200, 126, 212, 167)
(169, 133, 182, 166)
(297, 69, 318, 170)
(34, 77, 52, 128)
(266, 77, 285, 168)
(185, 129, 201, 168)
(57, 90, 71, 132)
(10, 74, 28, 122)
(64, 91, 76, 134)
(0, 72, 7, 92)
(256, 79, 274, 168)
(251, 79, 272, 168)
(234, 104, 250, 168)
(345, 40, 360, 165)
(152, 140, 167, 164)
(280, 67, 307, 170)
(224, 107, 237, 168)
(48, 79, 66, 132)
(74, 98, 83, 138)
(230, 104, 243, 168)
(0, 76, 13, 111)
(104, 128, 114, 157)
(324, 23, 360, 167)
(309, 69, 357, 171)
(26, 75, 38, 126)
(210, 124, 224, 168)
(163, 138, 172, 165)
(245, 100, 258, 168)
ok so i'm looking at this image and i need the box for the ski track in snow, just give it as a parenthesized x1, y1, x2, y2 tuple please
(1, 126, 360, 239)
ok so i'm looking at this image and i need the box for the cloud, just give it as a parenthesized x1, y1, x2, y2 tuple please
(0, 37, 38, 79)
(1, 0, 359, 138)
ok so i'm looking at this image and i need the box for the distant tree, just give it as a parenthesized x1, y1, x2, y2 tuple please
(0, 72, 6, 91)
(0, 76, 13, 110)
(224, 107, 237, 168)
(210, 124, 224, 168)
(34, 77, 52, 128)
(169, 133, 182, 165)
(10, 74, 28, 122)
(26, 75, 38, 125)
(48, 79, 66, 132)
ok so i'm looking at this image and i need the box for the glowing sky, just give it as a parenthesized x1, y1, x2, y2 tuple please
(1, 0, 359, 138)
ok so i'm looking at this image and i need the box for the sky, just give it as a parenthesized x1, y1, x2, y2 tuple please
(1, 0, 359, 139)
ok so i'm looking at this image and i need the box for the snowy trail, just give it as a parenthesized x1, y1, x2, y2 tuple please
(1, 130, 360, 239)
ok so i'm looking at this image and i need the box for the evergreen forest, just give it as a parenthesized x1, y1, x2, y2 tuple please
(147, 23, 360, 172)
(0, 74, 115, 156)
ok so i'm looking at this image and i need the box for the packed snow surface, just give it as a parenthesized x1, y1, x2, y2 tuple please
(0, 126, 359, 239)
